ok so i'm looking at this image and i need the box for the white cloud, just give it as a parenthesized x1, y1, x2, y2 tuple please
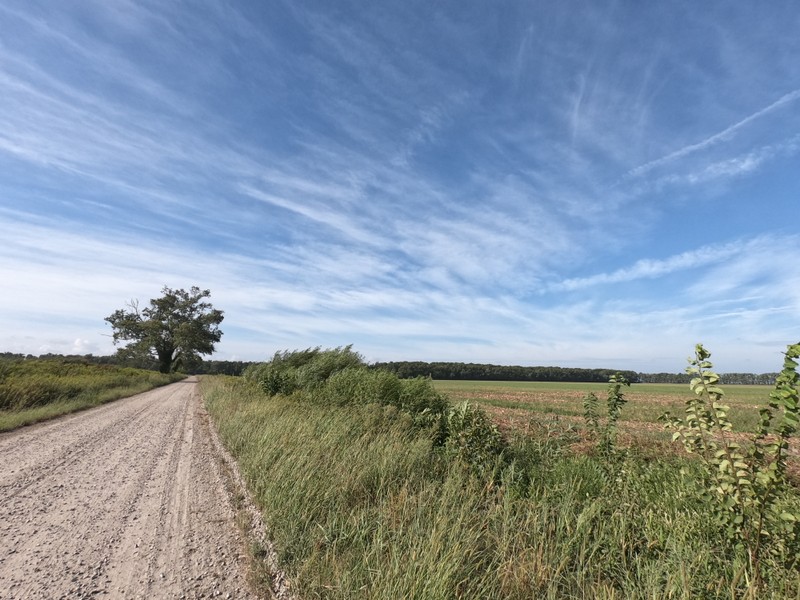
(626, 88, 800, 179)
(654, 135, 800, 187)
(549, 241, 744, 292)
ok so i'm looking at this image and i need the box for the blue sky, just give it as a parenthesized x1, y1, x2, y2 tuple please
(1, 1, 799, 373)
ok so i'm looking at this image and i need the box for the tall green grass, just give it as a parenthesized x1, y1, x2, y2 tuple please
(0, 359, 185, 431)
(203, 375, 800, 599)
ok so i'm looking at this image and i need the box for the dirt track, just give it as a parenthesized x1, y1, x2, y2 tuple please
(0, 378, 258, 599)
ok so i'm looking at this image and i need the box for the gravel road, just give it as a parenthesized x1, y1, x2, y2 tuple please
(0, 378, 259, 599)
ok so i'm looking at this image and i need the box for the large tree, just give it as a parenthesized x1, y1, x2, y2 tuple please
(105, 286, 224, 373)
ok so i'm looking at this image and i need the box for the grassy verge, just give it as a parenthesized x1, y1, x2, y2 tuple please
(0, 359, 185, 431)
(202, 375, 800, 599)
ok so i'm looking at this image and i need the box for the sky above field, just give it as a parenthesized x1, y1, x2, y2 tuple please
(1, 1, 799, 373)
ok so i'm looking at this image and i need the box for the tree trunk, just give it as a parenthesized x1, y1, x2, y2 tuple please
(157, 347, 174, 374)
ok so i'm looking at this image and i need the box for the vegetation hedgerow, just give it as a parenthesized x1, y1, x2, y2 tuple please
(208, 343, 800, 599)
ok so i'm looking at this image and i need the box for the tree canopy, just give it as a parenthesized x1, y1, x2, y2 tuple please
(105, 286, 224, 373)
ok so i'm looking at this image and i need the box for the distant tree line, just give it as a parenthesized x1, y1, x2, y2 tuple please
(637, 371, 778, 385)
(372, 361, 779, 385)
(371, 361, 641, 383)
(191, 360, 254, 375)
(0, 352, 254, 376)
(1, 352, 120, 365)
(0, 353, 778, 384)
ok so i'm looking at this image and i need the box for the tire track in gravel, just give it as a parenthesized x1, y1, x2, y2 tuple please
(0, 378, 259, 599)
(1, 396, 166, 502)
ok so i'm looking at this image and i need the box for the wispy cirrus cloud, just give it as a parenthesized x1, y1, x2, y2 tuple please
(654, 135, 800, 187)
(549, 242, 745, 292)
(238, 185, 384, 246)
(625, 88, 800, 180)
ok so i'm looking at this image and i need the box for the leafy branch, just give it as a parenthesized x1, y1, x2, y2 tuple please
(583, 373, 630, 458)
(661, 343, 800, 595)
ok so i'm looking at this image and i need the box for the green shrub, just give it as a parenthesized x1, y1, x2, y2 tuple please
(442, 402, 508, 478)
(244, 345, 365, 396)
(398, 376, 449, 419)
(296, 345, 365, 389)
(323, 367, 403, 406)
(245, 347, 451, 428)
(262, 365, 299, 396)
